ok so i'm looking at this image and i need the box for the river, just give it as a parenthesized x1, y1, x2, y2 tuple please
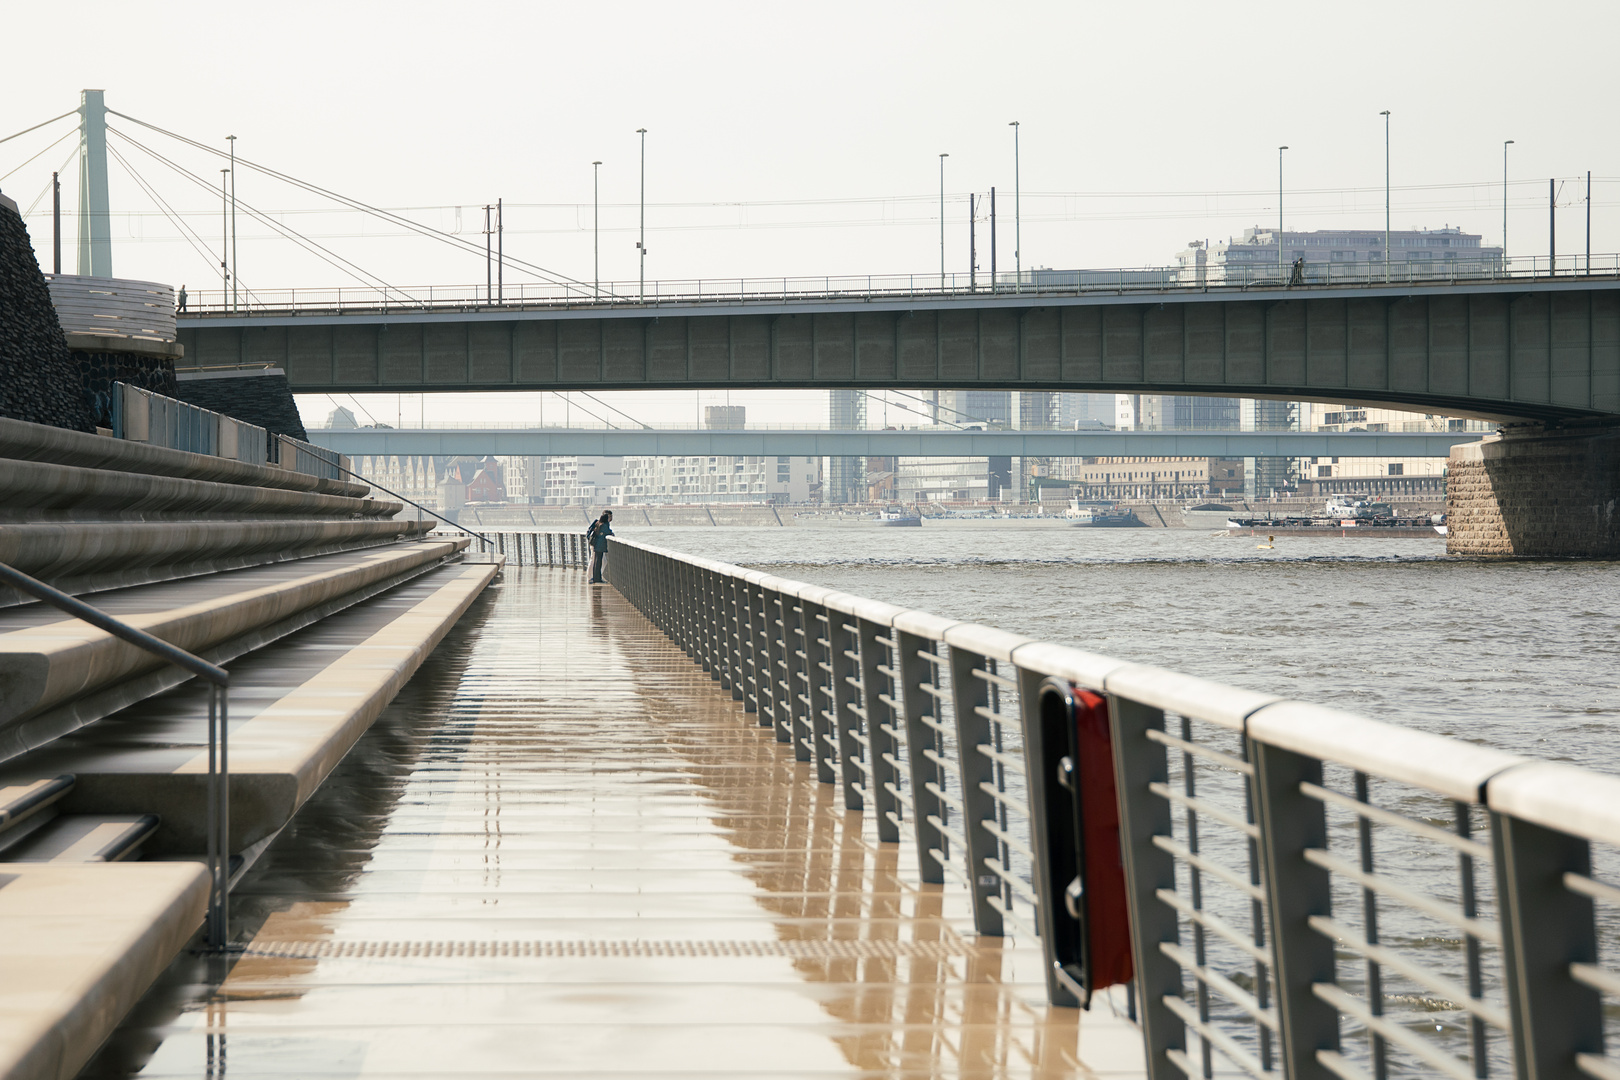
(626, 526, 1620, 771)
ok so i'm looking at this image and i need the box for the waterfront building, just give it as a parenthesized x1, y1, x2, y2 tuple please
(1046, 456, 1244, 500)
(1298, 404, 1493, 495)
(827, 389, 866, 504)
(1175, 226, 1503, 285)
(619, 454, 820, 505)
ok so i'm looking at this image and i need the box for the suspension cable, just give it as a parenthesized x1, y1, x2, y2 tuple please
(108, 109, 594, 295)
(0, 127, 77, 183)
(108, 126, 405, 299)
(106, 142, 232, 284)
(0, 111, 76, 148)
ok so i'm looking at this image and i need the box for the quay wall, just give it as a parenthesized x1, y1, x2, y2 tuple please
(1447, 424, 1620, 557)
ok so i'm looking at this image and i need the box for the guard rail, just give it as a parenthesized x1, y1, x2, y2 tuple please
(570, 532, 1620, 1080)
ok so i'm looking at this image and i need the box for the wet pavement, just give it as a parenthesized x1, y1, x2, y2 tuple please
(84, 567, 1143, 1078)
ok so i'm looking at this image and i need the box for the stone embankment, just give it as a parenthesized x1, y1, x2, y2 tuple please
(1447, 423, 1620, 557)
(0, 192, 94, 432)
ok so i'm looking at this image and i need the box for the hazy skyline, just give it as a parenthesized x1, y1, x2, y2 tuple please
(5, 0, 1615, 426)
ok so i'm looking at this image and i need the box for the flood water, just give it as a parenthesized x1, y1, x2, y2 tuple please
(630, 525, 1620, 771)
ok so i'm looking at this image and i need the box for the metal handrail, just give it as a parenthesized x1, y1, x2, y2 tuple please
(273, 433, 491, 546)
(595, 531, 1620, 1080)
(0, 561, 234, 950)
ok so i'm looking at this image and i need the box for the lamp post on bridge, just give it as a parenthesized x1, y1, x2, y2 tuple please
(226, 135, 238, 310)
(592, 160, 602, 297)
(1379, 112, 1390, 283)
(1503, 140, 1514, 265)
(1277, 145, 1288, 280)
(1009, 121, 1020, 292)
(939, 152, 949, 290)
(219, 169, 230, 304)
(637, 128, 647, 302)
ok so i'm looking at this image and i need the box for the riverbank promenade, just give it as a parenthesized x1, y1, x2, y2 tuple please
(93, 566, 1142, 1077)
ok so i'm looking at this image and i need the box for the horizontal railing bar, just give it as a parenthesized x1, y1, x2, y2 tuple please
(1576, 1053, 1620, 1080)
(986, 895, 1040, 941)
(1161, 940, 1279, 1031)
(1304, 848, 1501, 945)
(874, 635, 896, 649)
(1149, 781, 1260, 839)
(1565, 871, 1620, 908)
(975, 743, 1028, 776)
(1160, 994, 1272, 1080)
(1312, 982, 1476, 1080)
(972, 704, 1021, 729)
(914, 650, 945, 667)
(1309, 914, 1509, 1031)
(978, 782, 1032, 819)
(1301, 782, 1491, 860)
(847, 729, 870, 747)
(1571, 962, 1620, 998)
(1153, 836, 1266, 902)
(923, 780, 966, 816)
(922, 749, 963, 779)
(981, 856, 1041, 907)
(920, 685, 952, 706)
(848, 757, 875, 778)
(926, 816, 969, 853)
(1156, 888, 1270, 965)
(1316, 1049, 1374, 1080)
(1146, 728, 1254, 775)
(882, 781, 915, 812)
(981, 818, 1037, 864)
(970, 667, 1019, 691)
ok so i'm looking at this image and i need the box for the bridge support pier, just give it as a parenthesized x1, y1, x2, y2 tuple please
(1447, 422, 1620, 557)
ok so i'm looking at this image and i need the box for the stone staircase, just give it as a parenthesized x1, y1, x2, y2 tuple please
(0, 394, 499, 1080)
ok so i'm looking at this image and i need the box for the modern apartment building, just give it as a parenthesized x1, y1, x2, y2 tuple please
(619, 455, 821, 505)
(1176, 226, 1502, 285)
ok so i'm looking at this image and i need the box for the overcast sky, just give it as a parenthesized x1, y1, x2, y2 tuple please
(5, 0, 1615, 428)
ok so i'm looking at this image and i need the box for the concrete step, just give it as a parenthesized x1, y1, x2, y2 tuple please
(0, 861, 210, 1080)
(0, 776, 74, 837)
(0, 414, 368, 499)
(0, 539, 469, 759)
(0, 517, 434, 601)
(0, 452, 399, 525)
(1, 558, 500, 857)
(0, 814, 159, 863)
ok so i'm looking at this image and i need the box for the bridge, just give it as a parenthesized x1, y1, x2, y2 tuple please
(307, 425, 1480, 459)
(178, 274, 1620, 424)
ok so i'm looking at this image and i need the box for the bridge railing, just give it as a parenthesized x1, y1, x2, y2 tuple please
(177, 253, 1620, 316)
(555, 531, 1620, 1080)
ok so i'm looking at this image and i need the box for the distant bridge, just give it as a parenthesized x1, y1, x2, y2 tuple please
(307, 426, 1480, 459)
(180, 273, 1620, 424)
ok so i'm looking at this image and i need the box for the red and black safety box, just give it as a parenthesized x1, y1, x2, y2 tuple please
(1027, 677, 1134, 1008)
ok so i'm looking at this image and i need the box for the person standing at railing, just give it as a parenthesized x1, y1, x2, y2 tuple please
(177, 284, 187, 312)
(587, 510, 614, 584)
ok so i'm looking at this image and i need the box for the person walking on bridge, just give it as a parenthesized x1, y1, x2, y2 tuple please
(587, 510, 614, 584)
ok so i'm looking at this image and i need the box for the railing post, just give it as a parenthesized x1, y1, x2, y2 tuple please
(803, 602, 838, 784)
(784, 597, 814, 764)
(858, 618, 901, 843)
(1249, 736, 1340, 1080)
(948, 644, 1004, 936)
(1492, 812, 1603, 1080)
(827, 611, 864, 810)
(729, 576, 750, 706)
(763, 587, 790, 743)
(1107, 695, 1186, 1080)
(741, 578, 764, 718)
(897, 629, 947, 884)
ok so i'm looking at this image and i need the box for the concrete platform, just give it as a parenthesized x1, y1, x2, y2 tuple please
(0, 539, 469, 746)
(3, 560, 500, 854)
(83, 567, 1147, 1077)
(0, 862, 209, 1080)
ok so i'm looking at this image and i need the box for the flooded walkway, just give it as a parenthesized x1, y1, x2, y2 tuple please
(87, 567, 1144, 1078)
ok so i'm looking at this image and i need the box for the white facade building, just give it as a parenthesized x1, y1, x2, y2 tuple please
(619, 455, 820, 505)
(1177, 226, 1502, 285)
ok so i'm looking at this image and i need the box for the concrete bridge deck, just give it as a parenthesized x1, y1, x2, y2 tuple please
(88, 565, 1140, 1077)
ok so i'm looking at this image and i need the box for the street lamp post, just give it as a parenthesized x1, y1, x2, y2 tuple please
(592, 160, 602, 296)
(219, 169, 230, 303)
(1503, 140, 1515, 265)
(1379, 112, 1390, 282)
(1009, 121, 1020, 292)
(1278, 146, 1288, 279)
(637, 129, 647, 301)
(939, 152, 949, 289)
(226, 135, 238, 310)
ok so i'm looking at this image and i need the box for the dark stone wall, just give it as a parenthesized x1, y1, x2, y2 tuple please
(77, 351, 179, 428)
(0, 200, 95, 432)
(173, 372, 309, 441)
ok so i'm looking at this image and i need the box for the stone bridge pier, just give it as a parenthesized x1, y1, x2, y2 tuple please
(1447, 421, 1620, 557)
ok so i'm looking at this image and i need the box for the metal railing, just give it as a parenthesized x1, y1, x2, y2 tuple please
(469, 531, 590, 567)
(576, 532, 1620, 1080)
(174, 254, 1620, 318)
(0, 561, 233, 950)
